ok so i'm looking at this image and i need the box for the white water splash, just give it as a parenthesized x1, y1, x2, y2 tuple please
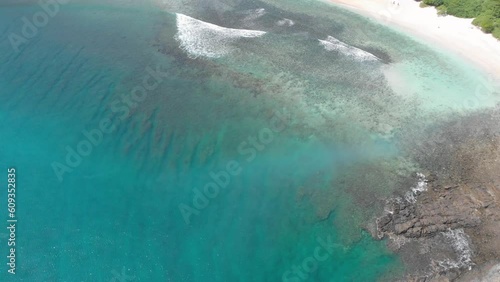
(404, 172, 428, 204)
(276, 18, 294, 27)
(174, 13, 266, 59)
(435, 229, 474, 271)
(388, 233, 411, 249)
(319, 36, 379, 61)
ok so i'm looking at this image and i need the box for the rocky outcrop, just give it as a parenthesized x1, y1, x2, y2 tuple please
(371, 105, 500, 281)
(373, 171, 500, 281)
(377, 175, 489, 239)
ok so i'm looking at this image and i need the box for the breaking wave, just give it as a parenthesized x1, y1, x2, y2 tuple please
(175, 13, 266, 59)
(390, 173, 428, 205)
(404, 172, 428, 204)
(319, 36, 379, 61)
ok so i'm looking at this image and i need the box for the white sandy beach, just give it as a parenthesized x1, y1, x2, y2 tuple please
(328, 0, 500, 79)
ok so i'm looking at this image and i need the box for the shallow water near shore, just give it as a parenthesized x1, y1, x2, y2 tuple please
(0, 0, 499, 281)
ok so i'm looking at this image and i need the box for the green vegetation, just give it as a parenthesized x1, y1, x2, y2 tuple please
(436, 5, 448, 15)
(420, 0, 500, 39)
(424, 0, 444, 6)
(494, 26, 500, 37)
(446, 0, 483, 17)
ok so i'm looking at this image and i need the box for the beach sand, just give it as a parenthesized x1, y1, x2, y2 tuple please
(327, 0, 500, 79)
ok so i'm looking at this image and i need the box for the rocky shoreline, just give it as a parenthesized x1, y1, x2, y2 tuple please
(373, 108, 500, 281)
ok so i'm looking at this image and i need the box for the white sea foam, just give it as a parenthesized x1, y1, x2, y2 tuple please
(319, 36, 379, 61)
(276, 18, 294, 27)
(175, 13, 266, 59)
(404, 172, 428, 203)
(435, 229, 474, 271)
(387, 233, 411, 249)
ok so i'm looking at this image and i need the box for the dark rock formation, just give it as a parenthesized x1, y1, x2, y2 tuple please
(377, 175, 486, 239)
(374, 106, 500, 281)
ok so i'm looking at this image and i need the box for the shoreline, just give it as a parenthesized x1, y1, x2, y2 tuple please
(322, 1, 500, 280)
(327, 0, 500, 80)
(374, 106, 500, 280)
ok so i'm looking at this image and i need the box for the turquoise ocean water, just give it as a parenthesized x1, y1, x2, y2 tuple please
(0, 0, 499, 281)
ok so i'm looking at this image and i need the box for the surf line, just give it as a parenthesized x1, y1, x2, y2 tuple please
(174, 13, 266, 59)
